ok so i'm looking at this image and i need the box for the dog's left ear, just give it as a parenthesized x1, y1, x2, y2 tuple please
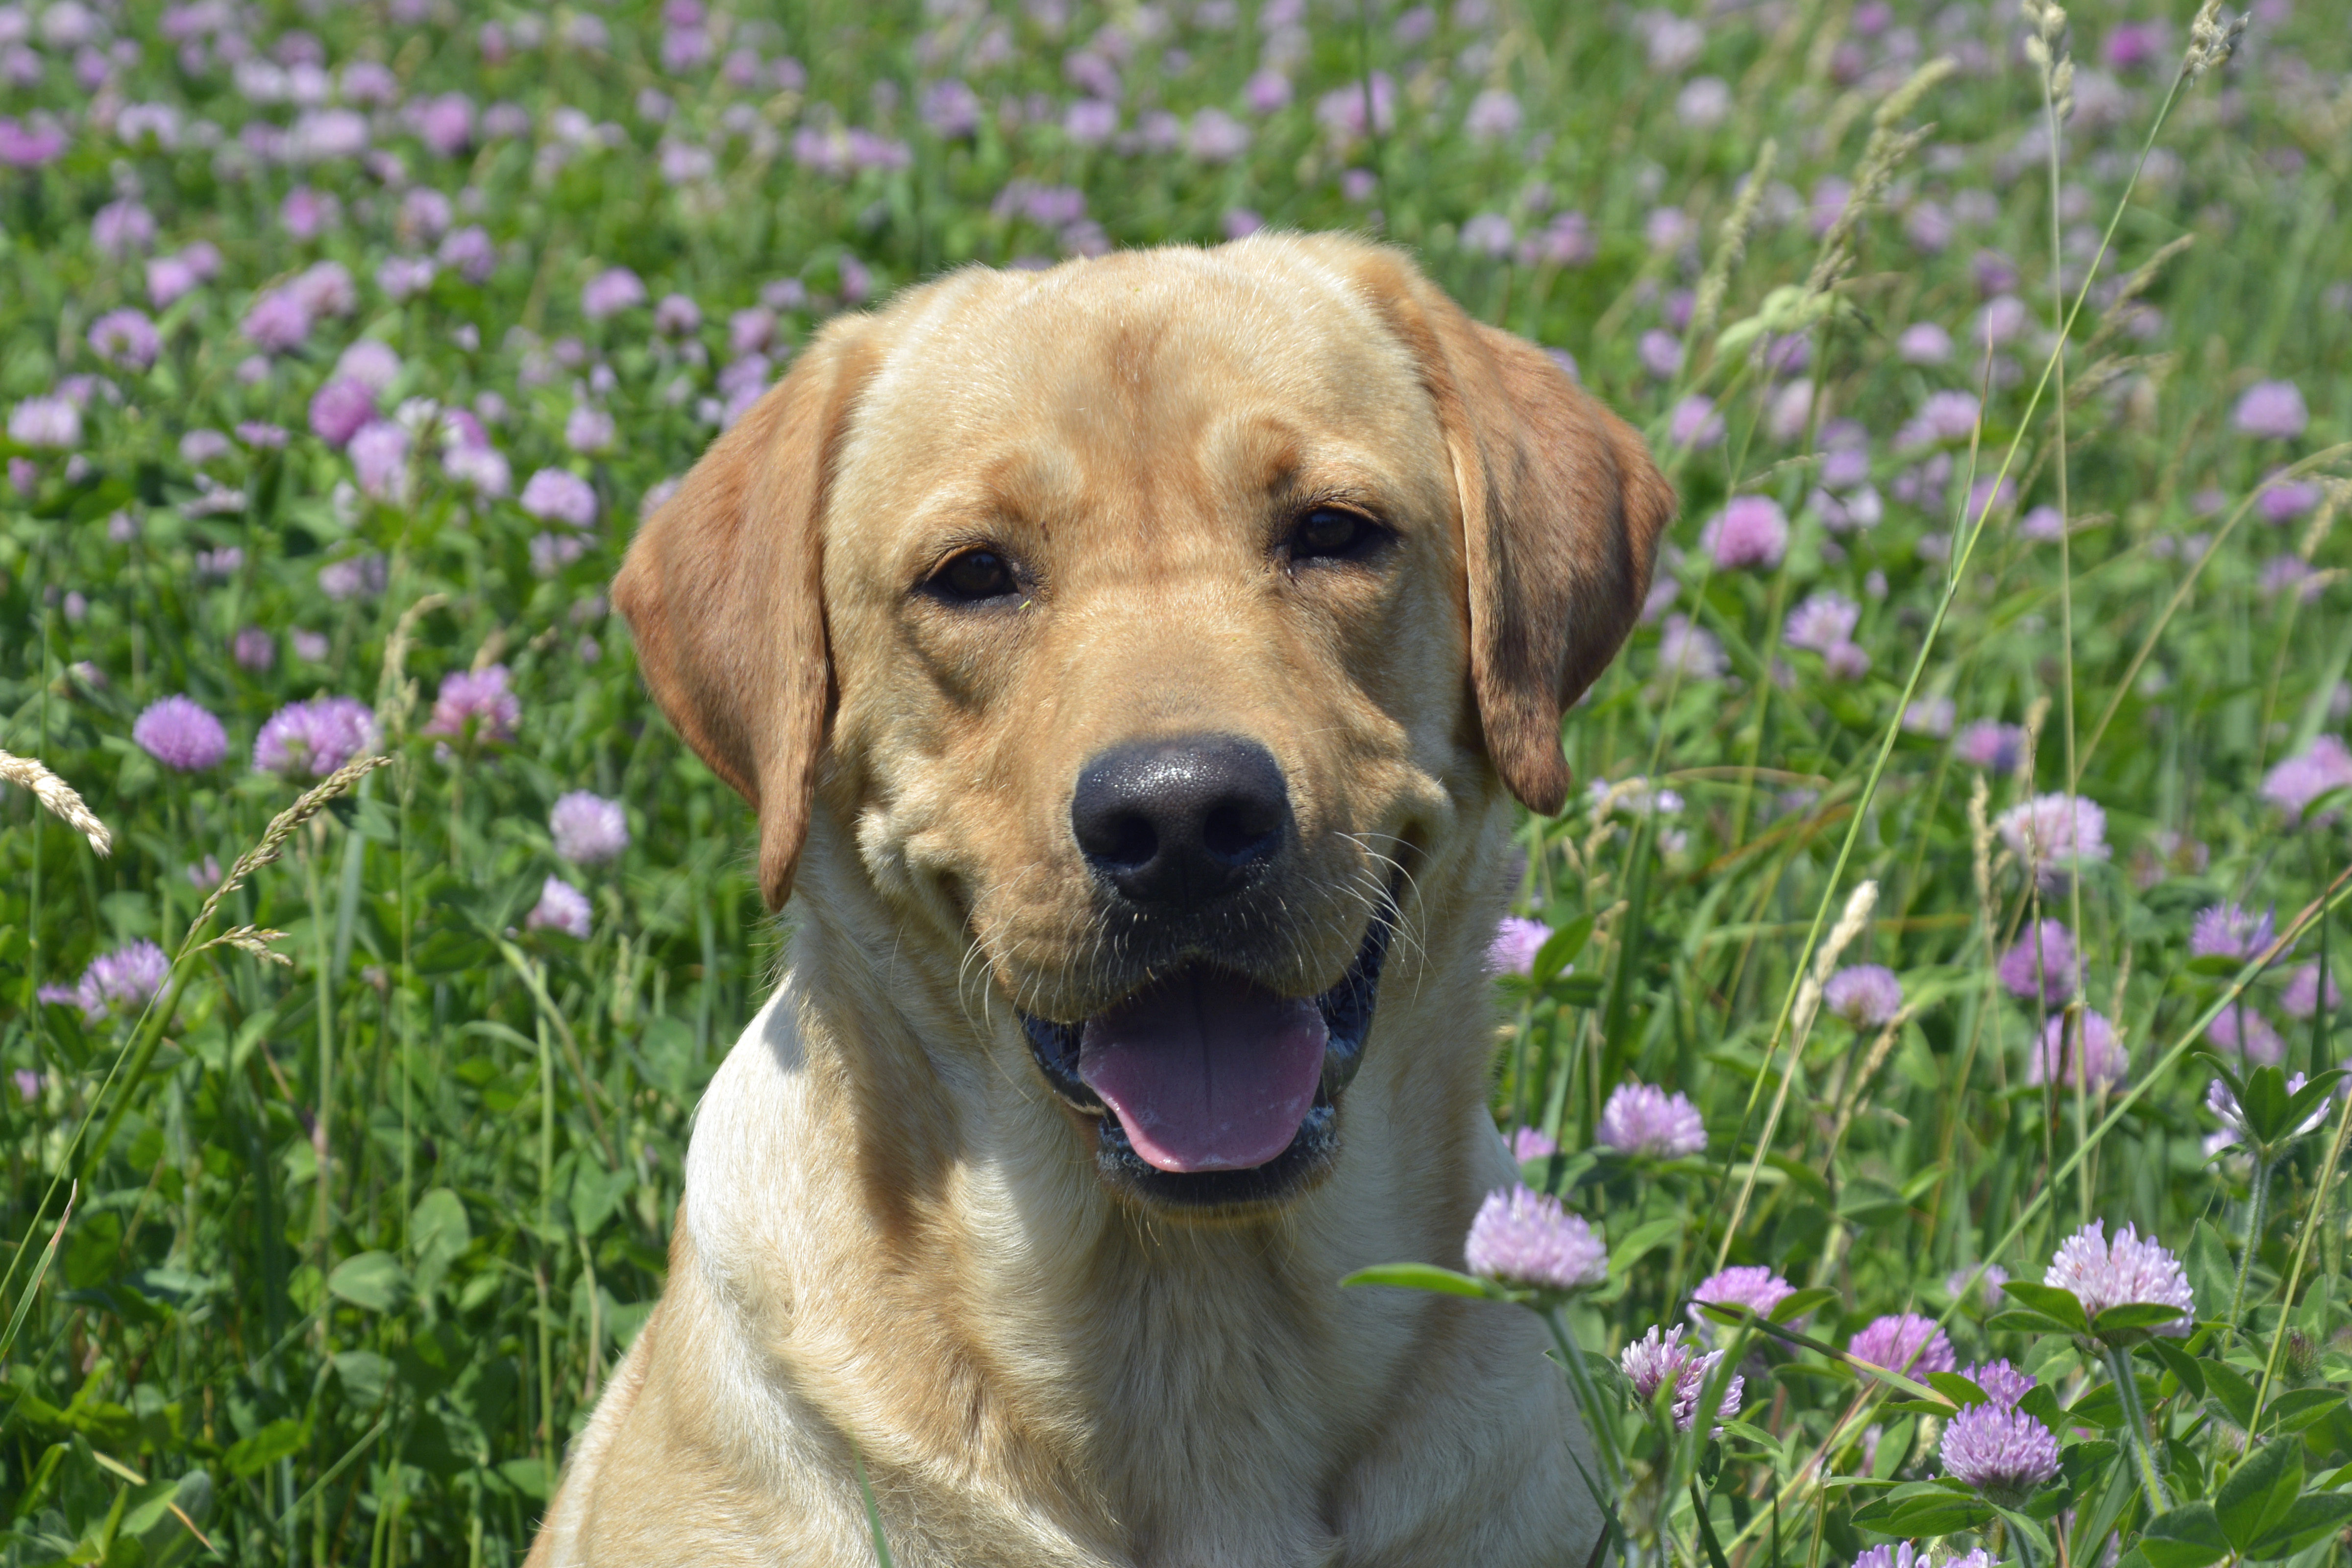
(612, 318, 874, 911)
(1350, 251, 1676, 816)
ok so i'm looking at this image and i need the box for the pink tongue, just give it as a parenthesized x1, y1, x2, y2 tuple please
(1077, 971, 1328, 1173)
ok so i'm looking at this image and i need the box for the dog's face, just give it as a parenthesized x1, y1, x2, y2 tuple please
(615, 236, 1671, 1216)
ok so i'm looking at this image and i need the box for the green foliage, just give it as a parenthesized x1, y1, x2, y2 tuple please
(0, 0, 2349, 1563)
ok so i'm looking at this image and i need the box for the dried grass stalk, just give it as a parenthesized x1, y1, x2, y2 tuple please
(0, 749, 114, 856)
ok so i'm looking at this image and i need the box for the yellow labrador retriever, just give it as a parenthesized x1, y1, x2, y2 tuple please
(528, 232, 1671, 1566)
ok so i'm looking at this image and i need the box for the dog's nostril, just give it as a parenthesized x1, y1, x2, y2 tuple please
(1071, 734, 1293, 910)
(1099, 813, 1158, 870)
(1200, 800, 1278, 862)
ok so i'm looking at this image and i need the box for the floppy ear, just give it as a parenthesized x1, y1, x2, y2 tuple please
(612, 322, 872, 911)
(1349, 250, 1676, 815)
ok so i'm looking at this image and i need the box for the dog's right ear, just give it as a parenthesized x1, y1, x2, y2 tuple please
(612, 321, 872, 912)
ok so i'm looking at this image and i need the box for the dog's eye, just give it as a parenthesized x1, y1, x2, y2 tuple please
(1286, 507, 1387, 566)
(928, 548, 1020, 604)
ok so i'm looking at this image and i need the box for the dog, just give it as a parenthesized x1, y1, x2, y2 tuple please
(527, 232, 1672, 1567)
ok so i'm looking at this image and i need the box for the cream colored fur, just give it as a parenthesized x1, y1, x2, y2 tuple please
(526, 234, 1670, 1567)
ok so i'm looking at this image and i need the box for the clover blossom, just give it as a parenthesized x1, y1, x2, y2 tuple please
(1996, 792, 2110, 890)
(2027, 1009, 2127, 1092)
(1487, 915, 1551, 977)
(2190, 903, 2276, 962)
(424, 666, 521, 746)
(132, 696, 229, 771)
(1597, 1082, 1707, 1158)
(1998, 920, 2078, 1003)
(1964, 1358, 2036, 1408)
(254, 697, 377, 777)
(526, 875, 593, 939)
(1940, 1399, 2060, 1502)
(2042, 1221, 2194, 1333)
(2261, 736, 2352, 824)
(1688, 1266, 1798, 1343)
(1620, 1325, 1744, 1432)
(1846, 1313, 1955, 1379)
(550, 791, 630, 864)
(1824, 964, 1902, 1028)
(71, 940, 171, 1023)
(1509, 1126, 1559, 1161)
(2205, 1073, 2327, 1153)
(1464, 1185, 1607, 1293)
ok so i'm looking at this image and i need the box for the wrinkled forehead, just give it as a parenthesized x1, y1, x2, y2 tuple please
(826, 253, 1453, 540)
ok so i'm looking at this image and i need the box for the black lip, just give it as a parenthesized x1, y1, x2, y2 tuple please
(1020, 894, 1396, 1211)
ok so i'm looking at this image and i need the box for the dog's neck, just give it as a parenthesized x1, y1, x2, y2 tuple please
(680, 803, 1522, 1552)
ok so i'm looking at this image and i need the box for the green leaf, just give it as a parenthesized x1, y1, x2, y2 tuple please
(1339, 1263, 1494, 1299)
(2003, 1282, 2092, 1335)
(1530, 916, 1594, 987)
(2143, 1337, 2205, 1398)
(1773, 1287, 1839, 1323)
(2204, 1362, 2257, 1430)
(1852, 1481, 1995, 1536)
(2067, 1374, 2160, 1430)
(2140, 1502, 2231, 1568)
(2185, 1224, 2235, 1320)
(1926, 1372, 1988, 1408)
(1608, 1217, 1682, 1276)
(1552, 975, 1607, 1007)
(2214, 1437, 2303, 1551)
(2092, 1302, 2188, 1340)
(2236, 1067, 2294, 1146)
(225, 1418, 306, 1478)
(498, 1457, 552, 1500)
(326, 1251, 407, 1313)
(2245, 1493, 2352, 1561)
(2260, 1387, 2346, 1434)
(1988, 1309, 2074, 1336)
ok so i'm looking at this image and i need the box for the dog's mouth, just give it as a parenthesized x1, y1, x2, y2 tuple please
(1021, 896, 1395, 1210)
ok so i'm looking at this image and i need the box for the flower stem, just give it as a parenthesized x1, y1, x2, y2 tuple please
(2226, 1155, 2272, 1349)
(2106, 1343, 2170, 1512)
(1543, 1302, 1628, 1496)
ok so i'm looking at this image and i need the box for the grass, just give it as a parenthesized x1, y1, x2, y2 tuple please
(1, 0, 2350, 1563)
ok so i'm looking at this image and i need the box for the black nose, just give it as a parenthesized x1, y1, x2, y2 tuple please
(1071, 735, 1292, 911)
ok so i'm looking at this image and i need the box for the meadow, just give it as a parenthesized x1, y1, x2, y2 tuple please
(1, 0, 2350, 1562)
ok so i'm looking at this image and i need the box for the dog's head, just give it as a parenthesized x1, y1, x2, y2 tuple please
(616, 235, 1672, 1216)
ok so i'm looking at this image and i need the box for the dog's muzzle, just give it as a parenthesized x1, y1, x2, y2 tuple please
(1020, 895, 1396, 1209)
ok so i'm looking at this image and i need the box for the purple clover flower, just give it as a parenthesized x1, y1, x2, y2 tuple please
(253, 697, 378, 777)
(2206, 1005, 2287, 1068)
(87, 309, 160, 372)
(1940, 1400, 2060, 1501)
(527, 875, 593, 939)
(2190, 903, 2276, 962)
(424, 666, 521, 746)
(520, 468, 599, 529)
(1689, 1266, 1798, 1343)
(1619, 1325, 1744, 1431)
(308, 377, 377, 447)
(1463, 1185, 1607, 1292)
(2028, 1009, 2127, 1092)
(2043, 1220, 2194, 1333)
(2281, 963, 2342, 1020)
(2261, 736, 2352, 824)
(1487, 915, 1552, 976)
(1998, 920, 2078, 1004)
(1846, 1313, 1955, 1379)
(1824, 964, 1902, 1028)
(1784, 591, 1860, 654)
(551, 791, 630, 863)
(233, 627, 275, 672)
(132, 696, 229, 771)
(1510, 1126, 1558, 1161)
(1598, 1082, 1707, 1158)
(1700, 495, 1788, 571)
(73, 940, 171, 1023)
(9, 395, 82, 449)
(1966, 1358, 2036, 1407)
(1945, 1263, 2008, 1303)
(2206, 1072, 2327, 1152)
(582, 267, 647, 320)
(241, 290, 312, 353)
(1996, 792, 2109, 890)
(1957, 719, 2032, 776)
(2234, 381, 2308, 441)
